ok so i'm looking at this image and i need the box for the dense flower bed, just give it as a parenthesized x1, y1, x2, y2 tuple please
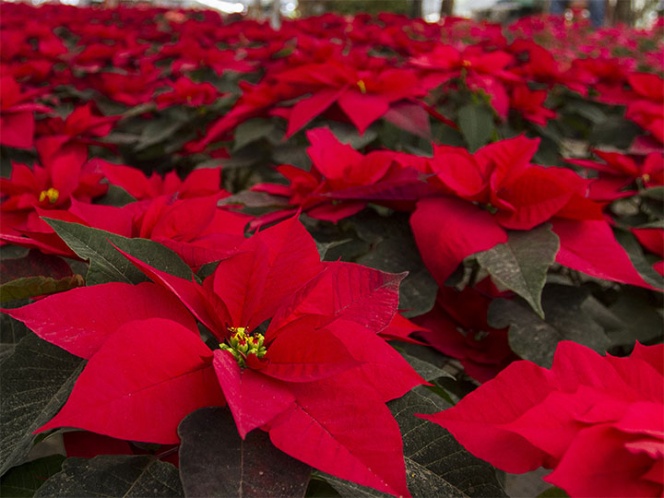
(1, 3, 663, 497)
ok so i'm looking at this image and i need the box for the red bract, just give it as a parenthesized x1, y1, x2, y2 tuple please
(252, 127, 427, 225)
(101, 165, 227, 201)
(420, 341, 664, 498)
(568, 150, 664, 200)
(0, 76, 50, 149)
(414, 283, 518, 382)
(7, 218, 423, 497)
(0, 159, 107, 243)
(626, 72, 664, 143)
(409, 136, 652, 288)
(155, 76, 222, 109)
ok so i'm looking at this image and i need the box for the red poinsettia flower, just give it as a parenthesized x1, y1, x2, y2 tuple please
(568, 150, 664, 200)
(6, 219, 423, 497)
(420, 341, 664, 498)
(410, 45, 521, 119)
(509, 83, 556, 126)
(276, 56, 432, 136)
(0, 76, 50, 149)
(409, 135, 653, 289)
(0, 159, 108, 243)
(123, 194, 250, 269)
(251, 127, 429, 226)
(101, 164, 227, 201)
(414, 281, 518, 382)
(625, 72, 664, 143)
(155, 76, 222, 109)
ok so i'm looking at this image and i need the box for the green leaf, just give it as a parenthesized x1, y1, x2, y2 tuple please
(34, 456, 183, 497)
(392, 387, 507, 497)
(537, 486, 570, 498)
(43, 219, 192, 286)
(135, 117, 184, 152)
(178, 407, 310, 497)
(457, 104, 494, 153)
(475, 225, 559, 318)
(95, 184, 137, 207)
(395, 344, 454, 382)
(0, 455, 65, 497)
(613, 228, 664, 290)
(487, 284, 613, 368)
(233, 118, 277, 151)
(352, 212, 438, 317)
(0, 333, 83, 476)
(0, 275, 85, 303)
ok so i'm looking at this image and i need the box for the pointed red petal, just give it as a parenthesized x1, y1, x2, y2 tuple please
(261, 319, 358, 383)
(213, 350, 295, 438)
(410, 197, 508, 285)
(38, 318, 224, 444)
(4, 282, 197, 359)
(337, 90, 390, 134)
(269, 381, 410, 498)
(286, 88, 343, 137)
(552, 219, 654, 289)
(211, 217, 323, 329)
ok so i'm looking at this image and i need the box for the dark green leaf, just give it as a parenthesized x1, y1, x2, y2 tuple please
(396, 344, 454, 382)
(0, 275, 85, 303)
(475, 225, 559, 318)
(391, 387, 507, 497)
(43, 219, 192, 286)
(604, 287, 664, 346)
(0, 455, 65, 497)
(0, 333, 83, 476)
(34, 456, 183, 497)
(135, 118, 184, 152)
(488, 284, 613, 368)
(95, 185, 137, 207)
(233, 118, 277, 151)
(537, 486, 570, 498)
(589, 117, 640, 148)
(178, 407, 311, 498)
(352, 213, 437, 317)
(457, 104, 494, 153)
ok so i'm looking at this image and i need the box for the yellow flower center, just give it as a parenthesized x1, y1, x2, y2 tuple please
(219, 326, 267, 367)
(38, 187, 60, 204)
(642, 173, 651, 183)
(356, 79, 367, 94)
(462, 60, 472, 68)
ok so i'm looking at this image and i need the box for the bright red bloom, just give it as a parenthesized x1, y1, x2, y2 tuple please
(0, 76, 50, 149)
(0, 159, 107, 243)
(101, 165, 227, 201)
(251, 127, 427, 225)
(410, 45, 521, 119)
(6, 219, 423, 497)
(509, 83, 556, 126)
(155, 76, 222, 109)
(568, 150, 664, 200)
(626, 73, 664, 143)
(414, 282, 518, 382)
(421, 341, 664, 498)
(410, 136, 651, 289)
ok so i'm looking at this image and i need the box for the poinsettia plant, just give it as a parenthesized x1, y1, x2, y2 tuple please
(1, 3, 662, 498)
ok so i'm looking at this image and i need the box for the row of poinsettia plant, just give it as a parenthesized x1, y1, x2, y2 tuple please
(1, 2, 663, 497)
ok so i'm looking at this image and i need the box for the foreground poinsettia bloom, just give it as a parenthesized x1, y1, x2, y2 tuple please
(6, 218, 422, 497)
(421, 341, 664, 497)
(409, 135, 653, 289)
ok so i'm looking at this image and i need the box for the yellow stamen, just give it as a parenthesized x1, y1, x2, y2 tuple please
(220, 326, 267, 367)
(642, 173, 651, 183)
(462, 60, 472, 68)
(356, 79, 367, 94)
(39, 187, 60, 204)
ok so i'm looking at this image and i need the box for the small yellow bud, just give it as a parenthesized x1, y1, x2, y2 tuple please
(356, 79, 367, 94)
(39, 187, 60, 204)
